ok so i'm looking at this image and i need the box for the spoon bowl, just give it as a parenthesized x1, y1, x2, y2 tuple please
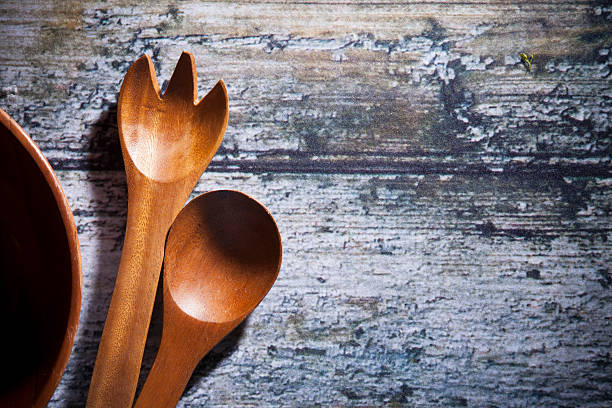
(165, 190, 281, 323)
(135, 190, 282, 408)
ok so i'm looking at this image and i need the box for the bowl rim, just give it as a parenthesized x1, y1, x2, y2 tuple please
(0, 107, 82, 407)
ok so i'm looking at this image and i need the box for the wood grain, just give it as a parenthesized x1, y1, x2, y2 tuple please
(1, 0, 609, 174)
(0, 0, 610, 406)
(50, 170, 612, 407)
(85, 53, 228, 407)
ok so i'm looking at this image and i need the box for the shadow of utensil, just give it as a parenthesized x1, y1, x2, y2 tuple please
(184, 317, 249, 396)
(66, 102, 127, 407)
(134, 273, 164, 398)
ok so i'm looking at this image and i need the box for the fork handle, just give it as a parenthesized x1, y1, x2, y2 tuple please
(86, 181, 178, 408)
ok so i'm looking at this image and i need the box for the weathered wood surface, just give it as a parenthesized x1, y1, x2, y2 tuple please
(1, 0, 611, 406)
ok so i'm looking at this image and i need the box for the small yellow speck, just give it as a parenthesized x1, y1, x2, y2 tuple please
(520, 53, 534, 72)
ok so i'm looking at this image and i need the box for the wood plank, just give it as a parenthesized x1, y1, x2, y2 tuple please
(50, 170, 611, 406)
(1, 0, 610, 174)
(1, 1, 610, 406)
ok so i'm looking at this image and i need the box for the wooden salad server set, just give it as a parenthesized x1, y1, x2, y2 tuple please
(86, 52, 281, 407)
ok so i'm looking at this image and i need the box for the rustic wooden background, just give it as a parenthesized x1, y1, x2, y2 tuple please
(1, 0, 611, 406)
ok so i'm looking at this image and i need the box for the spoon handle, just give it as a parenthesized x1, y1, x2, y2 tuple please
(133, 334, 202, 408)
(87, 183, 179, 408)
(134, 294, 239, 408)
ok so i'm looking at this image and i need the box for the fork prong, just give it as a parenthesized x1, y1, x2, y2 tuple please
(192, 79, 228, 161)
(164, 51, 197, 103)
(195, 80, 228, 129)
(119, 54, 161, 105)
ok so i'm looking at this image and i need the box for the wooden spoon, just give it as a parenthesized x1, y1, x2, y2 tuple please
(86, 52, 229, 408)
(134, 190, 282, 408)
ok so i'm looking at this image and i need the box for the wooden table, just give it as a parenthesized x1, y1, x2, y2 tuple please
(1, 1, 610, 406)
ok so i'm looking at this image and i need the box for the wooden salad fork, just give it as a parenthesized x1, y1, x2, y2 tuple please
(86, 52, 228, 408)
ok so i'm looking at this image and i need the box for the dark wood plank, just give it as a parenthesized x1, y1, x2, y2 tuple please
(1, 0, 610, 174)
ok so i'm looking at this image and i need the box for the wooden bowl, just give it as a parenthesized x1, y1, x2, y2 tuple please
(0, 108, 82, 407)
